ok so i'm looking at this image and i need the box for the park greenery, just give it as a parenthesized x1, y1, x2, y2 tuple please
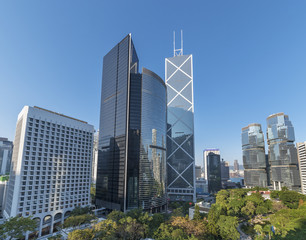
(66, 188, 306, 240)
(0, 216, 37, 240)
(1, 188, 304, 239)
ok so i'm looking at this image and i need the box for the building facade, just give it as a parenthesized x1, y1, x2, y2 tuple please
(203, 149, 220, 181)
(296, 142, 306, 194)
(165, 48, 195, 202)
(221, 159, 230, 187)
(91, 131, 98, 184)
(3, 106, 94, 239)
(234, 159, 239, 172)
(195, 165, 201, 179)
(0, 176, 9, 218)
(267, 113, 300, 191)
(96, 34, 167, 212)
(206, 152, 221, 193)
(0, 137, 13, 175)
(242, 123, 269, 188)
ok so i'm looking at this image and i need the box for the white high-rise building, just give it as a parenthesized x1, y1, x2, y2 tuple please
(203, 149, 220, 180)
(297, 142, 306, 194)
(4, 106, 94, 239)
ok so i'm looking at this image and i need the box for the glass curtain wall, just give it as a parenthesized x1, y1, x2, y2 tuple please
(242, 124, 268, 187)
(267, 113, 300, 191)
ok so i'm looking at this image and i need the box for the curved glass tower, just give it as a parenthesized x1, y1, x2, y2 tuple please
(242, 124, 268, 187)
(96, 35, 167, 212)
(139, 68, 167, 211)
(266, 113, 301, 191)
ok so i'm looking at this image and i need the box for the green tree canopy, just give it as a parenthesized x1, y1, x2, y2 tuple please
(217, 215, 240, 240)
(68, 229, 94, 240)
(0, 216, 37, 240)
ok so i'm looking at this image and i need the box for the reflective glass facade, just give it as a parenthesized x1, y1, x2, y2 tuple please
(242, 124, 268, 187)
(0, 138, 13, 175)
(207, 152, 221, 193)
(139, 68, 167, 211)
(165, 54, 195, 202)
(97, 35, 138, 212)
(266, 113, 300, 191)
(97, 35, 167, 212)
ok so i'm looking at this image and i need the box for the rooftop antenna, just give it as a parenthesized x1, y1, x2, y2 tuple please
(173, 30, 183, 56)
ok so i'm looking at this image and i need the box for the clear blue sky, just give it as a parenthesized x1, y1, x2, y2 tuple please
(1, 1, 306, 167)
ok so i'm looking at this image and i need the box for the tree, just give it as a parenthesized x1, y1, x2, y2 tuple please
(93, 219, 117, 239)
(172, 207, 184, 217)
(64, 214, 96, 228)
(193, 204, 201, 221)
(115, 216, 146, 240)
(154, 223, 174, 240)
(217, 215, 239, 240)
(68, 229, 94, 240)
(90, 184, 96, 204)
(279, 190, 305, 209)
(255, 206, 268, 215)
(254, 224, 263, 236)
(149, 213, 165, 237)
(207, 204, 221, 236)
(171, 216, 207, 238)
(241, 201, 255, 217)
(70, 206, 91, 216)
(107, 210, 125, 223)
(0, 216, 37, 240)
(216, 190, 230, 207)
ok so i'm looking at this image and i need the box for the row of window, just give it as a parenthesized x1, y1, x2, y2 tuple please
(28, 117, 91, 134)
(21, 200, 89, 216)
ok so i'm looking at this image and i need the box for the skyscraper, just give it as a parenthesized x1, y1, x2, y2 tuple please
(96, 34, 167, 212)
(0, 137, 13, 175)
(221, 159, 230, 185)
(206, 152, 221, 193)
(297, 142, 306, 194)
(166, 32, 195, 202)
(4, 106, 94, 239)
(242, 123, 269, 187)
(203, 149, 220, 180)
(267, 113, 300, 191)
(234, 159, 239, 172)
(195, 165, 201, 179)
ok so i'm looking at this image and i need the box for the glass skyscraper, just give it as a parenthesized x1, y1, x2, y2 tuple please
(242, 124, 268, 187)
(165, 51, 195, 202)
(266, 113, 300, 191)
(96, 34, 167, 212)
(207, 152, 221, 193)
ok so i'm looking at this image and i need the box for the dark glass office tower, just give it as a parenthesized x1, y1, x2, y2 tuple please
(96, 35, 167, 212)
(242, 124, 269, 187)
(207, 152, 221, 193)
(267, 113, 300, 191)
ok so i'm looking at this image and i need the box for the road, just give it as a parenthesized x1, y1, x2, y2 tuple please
(237, 223, 252, 240)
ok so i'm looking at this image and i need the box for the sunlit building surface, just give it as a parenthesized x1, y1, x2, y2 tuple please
(4, 106, 94, 239)
(96, 34, 167, 212)
(203, 149, 220, 181)
(296, 142, 306, 194)
(242, 124, 268, 187)
(166, 49, 196, 202)
(267, 113, 300, 191)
